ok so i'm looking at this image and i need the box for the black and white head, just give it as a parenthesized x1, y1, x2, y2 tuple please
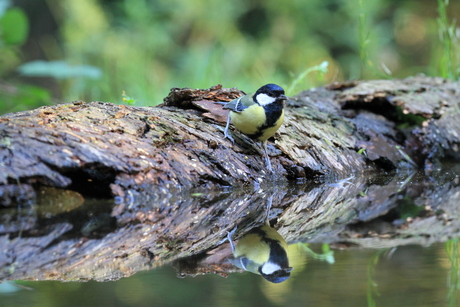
(253, 84, 287, 106)
(259, 261, 293, 283)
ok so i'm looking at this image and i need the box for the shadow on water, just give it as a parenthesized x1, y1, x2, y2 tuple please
(1, 164, 460, 306)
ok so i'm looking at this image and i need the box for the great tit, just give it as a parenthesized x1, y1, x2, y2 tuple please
(226, 196, 293, 283)
(222, 84, 287, 171)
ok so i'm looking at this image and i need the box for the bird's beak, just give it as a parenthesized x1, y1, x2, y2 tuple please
(279, 94, 288, 101)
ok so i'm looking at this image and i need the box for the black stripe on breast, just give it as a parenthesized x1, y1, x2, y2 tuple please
(247, 227, 289, 267)
(247, 100, 284, 139)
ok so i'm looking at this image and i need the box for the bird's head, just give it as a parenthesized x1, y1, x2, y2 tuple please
(259, 262, 293, 283)
(254, 84, 287, 106)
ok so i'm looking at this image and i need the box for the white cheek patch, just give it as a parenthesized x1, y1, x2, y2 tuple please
(261, 262, 281, 275)
(256, 93, 276, 106)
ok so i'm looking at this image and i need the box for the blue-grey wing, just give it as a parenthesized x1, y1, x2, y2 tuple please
(228, 256, 250, 271)
(223, 97, 247, 113)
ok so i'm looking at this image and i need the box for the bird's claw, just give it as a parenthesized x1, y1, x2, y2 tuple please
(227, 227, 237, 252)
(224, 132, 235, 144)
(227, 226, 237, 238)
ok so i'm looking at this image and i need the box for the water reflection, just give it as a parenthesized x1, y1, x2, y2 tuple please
(228, 224, 293, 283)
(1, 243, 459, 307)
(226, 196, 293, 283)
(1, 166, 460, 306)
(446, 239, 460, 307)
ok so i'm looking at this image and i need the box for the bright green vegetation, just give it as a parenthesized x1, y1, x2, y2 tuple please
(0, 0, 459, 114)
(437, 0, 459, 80)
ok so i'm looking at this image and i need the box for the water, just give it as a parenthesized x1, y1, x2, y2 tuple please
(0, 243, 457, 306)
(1, 166, 460, 306)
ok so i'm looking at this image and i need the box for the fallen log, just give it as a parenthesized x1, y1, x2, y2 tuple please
(1, 76, 459, 203)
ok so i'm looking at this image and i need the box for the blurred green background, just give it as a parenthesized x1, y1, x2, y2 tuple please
(0, 0, 459, 115)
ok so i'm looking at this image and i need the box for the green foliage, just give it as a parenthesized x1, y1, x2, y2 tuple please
(367, 250, 385, 307)
(121, 90, 136, 105)
(45, 0, 383, 106)
(358, 0, 392, 79)
(1, 0, 460, 114)
(18, 60, 102, 79)
(0, 7, 28, 45)
(445, 239, 460, 307)
(296, 242, 335, 264)
(285, 61, 329, 96)
(0, 1, 52, 115)
(0, 83, 51, 114)
(0, 1, 28, 72)
(437, 0, 459, 80)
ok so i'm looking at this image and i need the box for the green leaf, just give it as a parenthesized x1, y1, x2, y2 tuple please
(18, 60, 103, 79)
(0, 7, 28, 45)
(121, 90, 137, 105)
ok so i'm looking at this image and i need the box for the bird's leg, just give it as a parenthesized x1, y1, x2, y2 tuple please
(264, 193, 274, 224)
(227, 227, 237, 253)
(223, 113, 235, 144)
(261, 140, 273, 172)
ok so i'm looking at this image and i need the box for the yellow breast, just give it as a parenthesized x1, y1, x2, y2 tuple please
(233, 225, 288, 266)
(229, 106, 284, 142)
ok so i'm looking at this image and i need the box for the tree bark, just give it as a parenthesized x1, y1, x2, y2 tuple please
(1, 76, 459, 204)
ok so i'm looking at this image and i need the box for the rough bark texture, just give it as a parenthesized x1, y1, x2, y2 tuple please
(1, 76, 460, 282)
(1, 76, 459, 202)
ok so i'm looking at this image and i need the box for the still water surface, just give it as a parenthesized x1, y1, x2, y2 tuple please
(1, 242, 457, 307)
(3, 165, 460, 306)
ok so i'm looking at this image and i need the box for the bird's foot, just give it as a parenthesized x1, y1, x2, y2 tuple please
(224, 132, 235, 144)
(265, 156, 274, 172)
(226, 227, 237, 252)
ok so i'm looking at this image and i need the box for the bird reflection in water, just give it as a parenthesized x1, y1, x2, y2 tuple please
(227, 196, 293, 283)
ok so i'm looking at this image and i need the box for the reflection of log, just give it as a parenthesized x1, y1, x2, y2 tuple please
(1, 76, 460, 281)
(2, 169, 460, 281)
(1, 76, 459, 203)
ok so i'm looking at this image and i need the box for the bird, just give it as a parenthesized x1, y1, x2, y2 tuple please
(221, 83, 287, 171)
(226, 195, 293, 283)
